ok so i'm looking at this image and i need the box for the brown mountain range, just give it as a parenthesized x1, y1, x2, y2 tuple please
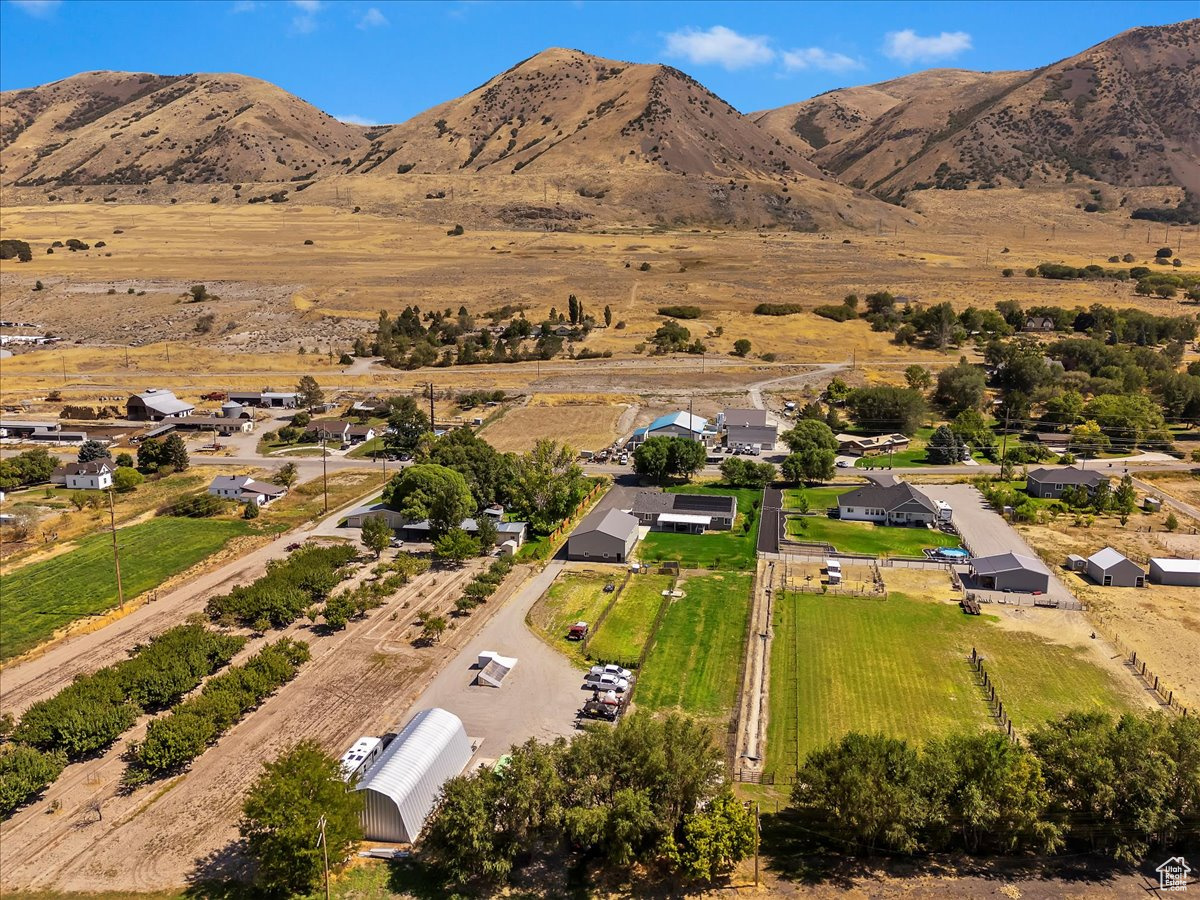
(1, 21, 1195, 226)
(753, 19, 1200, 200)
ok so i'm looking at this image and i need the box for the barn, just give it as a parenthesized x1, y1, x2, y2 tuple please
(1085, 547, 1145, 587)
(1148, 558, 1200, 587)
(355, 708, 473, 844)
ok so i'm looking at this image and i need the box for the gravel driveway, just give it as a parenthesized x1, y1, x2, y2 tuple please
(919, 484, 1078, 605)
(403, 560, 584, 762)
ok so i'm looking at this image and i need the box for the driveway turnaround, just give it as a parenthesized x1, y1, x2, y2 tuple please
(403, 560, 584, 762)
(919, 484, 1077, 605)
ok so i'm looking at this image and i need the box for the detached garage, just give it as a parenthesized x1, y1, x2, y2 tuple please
(1149, 558, 1200, 587)
(969, 552, 1051, 594)
(1085, 547, 1145, 587)
(567, 508, 639, 563)
(356, 708, 473, 843)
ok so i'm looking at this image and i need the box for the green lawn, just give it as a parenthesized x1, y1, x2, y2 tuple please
(849, 425, 992, 469)
(636, 572, 753, 721)
(782, 486, 852, 510)
(587, 575, 673, 665)
(785, 516, 960, 556)
(766, 592, 1141, 777)
(0, 518, 254, 661)
(638, 486, 761, 570)
(528, 571, 621, 664)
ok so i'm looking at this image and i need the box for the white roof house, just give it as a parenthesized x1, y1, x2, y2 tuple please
(356, 708, 473, 843)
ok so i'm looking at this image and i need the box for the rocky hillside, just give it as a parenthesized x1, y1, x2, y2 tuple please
(756, 20, 1200, 200)
(0, 71, 369, 187)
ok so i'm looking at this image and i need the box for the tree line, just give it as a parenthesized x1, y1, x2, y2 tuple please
(789, 710, 1199, 865)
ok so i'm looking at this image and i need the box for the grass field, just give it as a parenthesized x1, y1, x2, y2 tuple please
(638, 486, 761, 570)
(782, 486, 852, 510)
(479, 403, 625, 453)
(528, 570, 622, 664)
(587, 574, 673, 665)
(636, 572, 753, 721)
(766, 592, 1141, 777)
(786, 516, 960, 556)
(0, 517, 254, 661)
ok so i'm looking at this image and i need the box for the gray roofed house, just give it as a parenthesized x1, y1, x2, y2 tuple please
(1026, 466, 1110, 499)
(1085, 547, 1145, 587)
(567, 507, 639, 563)
(721, 408, 768, 428)
(837, 480, 940, 525)
(126, 389, 195, 421)
(969, 552, 1051, 593)
(631, 490, 737, 532)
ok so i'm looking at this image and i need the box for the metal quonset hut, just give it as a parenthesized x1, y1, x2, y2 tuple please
(356, 708, 473, 843)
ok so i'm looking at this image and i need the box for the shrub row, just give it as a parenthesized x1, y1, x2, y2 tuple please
(206, 544, 358, 630)
(12, 624, 246, 760)
(753, 303, 804, 316)
(125, 638, 310, 784)
(812, 304, 856, 322)
(0, 745, 66, 818)
(162, 492, 226, 518)
(656, 305, 702, 320)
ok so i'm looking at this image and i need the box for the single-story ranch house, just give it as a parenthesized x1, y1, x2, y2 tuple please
(836, 433, 911, 457)
(837, 478, 946, 526)
(1025, 466, 1109, 499)
(630, 490, 736, 533)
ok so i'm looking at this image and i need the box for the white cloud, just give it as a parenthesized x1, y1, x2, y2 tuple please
(288, 0, 320, 33)
(336, 114, 380, 126)
(781, 47, 862, 73)
(10, 0, 62, 16)
(663, 25, 775, 70)
(883, 29, 972, 64)
(357, 6, 388, 28)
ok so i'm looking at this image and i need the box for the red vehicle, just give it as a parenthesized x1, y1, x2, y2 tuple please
(201, 391, 227, 401)
(286, 542, 303, 552)
(567, 621, 589, 641)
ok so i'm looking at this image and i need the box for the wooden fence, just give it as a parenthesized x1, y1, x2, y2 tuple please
(969, 648, 1020, 743)
(1093, 622, 1190, 717)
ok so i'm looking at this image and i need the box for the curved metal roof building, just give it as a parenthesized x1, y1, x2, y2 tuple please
(355, 708, 473, 843)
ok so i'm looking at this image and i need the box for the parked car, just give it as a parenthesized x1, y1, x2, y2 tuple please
(567, 621, 589, 641)
(836, 459, 852, 468)
(618, 453, 629, 464)
(286, 542, 303, 551)
(603, 582, 616, 593)
(581, 699, 619, 721)
(584, 672, 629, 692)
(590, 663, 632, 681)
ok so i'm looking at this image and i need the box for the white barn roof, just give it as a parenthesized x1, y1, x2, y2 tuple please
(1150, 558, 1200, 574)
(356, 708, 472, 843)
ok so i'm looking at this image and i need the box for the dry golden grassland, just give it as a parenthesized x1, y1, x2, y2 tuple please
(478, 401, 628, 452)
(1014, 508, 1200, 708)
(2, 189, 1194, 405)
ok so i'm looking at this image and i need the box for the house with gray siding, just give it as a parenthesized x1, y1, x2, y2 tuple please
(837, 480, 941, 525)
(1026, 466, 1109, 499)
(630, 491, 737, 533)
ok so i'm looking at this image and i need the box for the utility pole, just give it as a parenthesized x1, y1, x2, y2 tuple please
(321, 434, 329, 513)
(108, 491, 125, 610)
(999, 406, 1010, 473)
(316, 815, 331, 900)
(427, 382, 435, 433)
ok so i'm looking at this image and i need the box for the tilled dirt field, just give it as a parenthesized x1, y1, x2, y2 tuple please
(0, 549, 535, 894)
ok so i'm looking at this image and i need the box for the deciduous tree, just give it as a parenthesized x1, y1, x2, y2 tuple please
(360, 515, 392, 558)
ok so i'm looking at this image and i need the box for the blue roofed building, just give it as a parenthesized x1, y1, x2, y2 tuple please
(627, 411, 714, 446)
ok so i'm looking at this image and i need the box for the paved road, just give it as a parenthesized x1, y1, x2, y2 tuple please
(920, 483, 1077, 605)
(404, 560, 585, 761)
(1129, 475, 1200, 524)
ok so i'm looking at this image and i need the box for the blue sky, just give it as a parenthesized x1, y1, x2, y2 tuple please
(2, 1, 1195, 124)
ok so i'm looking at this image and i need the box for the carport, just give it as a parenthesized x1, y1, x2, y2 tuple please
(657, 512, 710, 534)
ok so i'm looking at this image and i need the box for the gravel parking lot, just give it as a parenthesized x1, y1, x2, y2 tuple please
(920, 484, 1077, 604)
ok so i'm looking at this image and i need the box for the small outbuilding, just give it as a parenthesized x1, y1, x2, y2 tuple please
(567, 507, 639, 563)
(356, 708, 473, 844)
(1085, 547, 1145, 588)
(969, 552, 1051, 594)
(1148, 558, 1200, 587)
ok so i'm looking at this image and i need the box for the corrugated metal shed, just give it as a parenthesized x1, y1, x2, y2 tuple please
(356, 708, 472, 843)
